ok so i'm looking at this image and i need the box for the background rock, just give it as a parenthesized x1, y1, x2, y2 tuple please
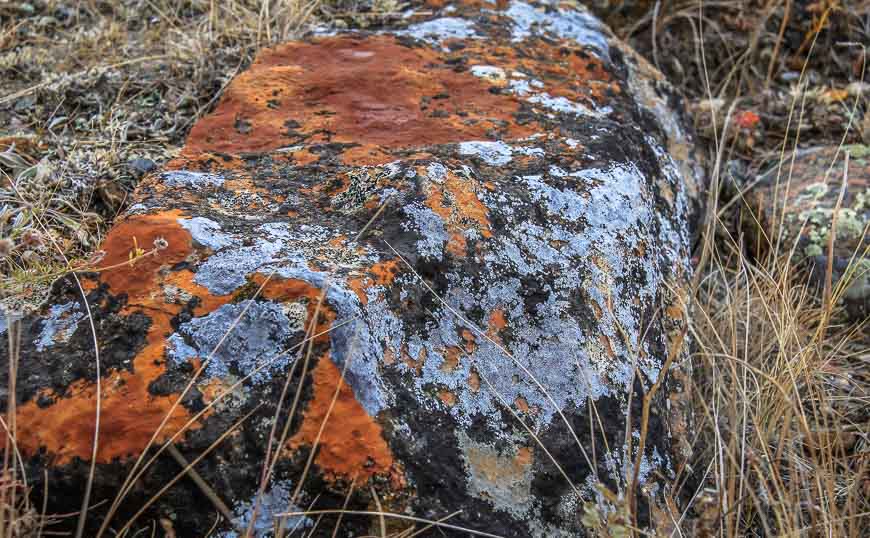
(1, 2, 704, 536)
(747, 144, 868, 318)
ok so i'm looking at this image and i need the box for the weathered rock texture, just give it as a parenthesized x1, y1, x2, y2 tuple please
(1, 2, 704, 536)
(748, 145, 868, 318)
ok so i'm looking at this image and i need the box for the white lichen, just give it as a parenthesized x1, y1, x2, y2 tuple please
(34, 301, 83, 351)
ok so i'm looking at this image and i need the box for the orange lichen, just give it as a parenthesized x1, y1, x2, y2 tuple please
(438, 389, 457, 407)
(425, 171, 492, 241)
(13, 211, 224, 463)
(487, 309, 508, 339)
(160, 270, 229, 315)
(369, 260, 400, 286)
(287, 354, 398, 483)
(184, 36, 537, 156)
(461, 331, 477, 355)
(666, 302, 684, 322)
(463, 440, 534, 491)
(16, 309, 200, 464)
(346, 260, 401, 305)
(346, 277, 370, 305)
(516, 446, 533, 467)
(99, 212, 192, 300)
(469, 370, 481, 393)
(440, 346, 463, 372)
(446, 232, 468, 258)
(339, 145, 396, 166)
(164, 152, 248, 174)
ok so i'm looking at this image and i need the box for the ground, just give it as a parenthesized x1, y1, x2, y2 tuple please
(1, 1, 868, 537)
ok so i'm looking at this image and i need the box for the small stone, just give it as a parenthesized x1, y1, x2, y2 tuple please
(128, 157, 157, 179)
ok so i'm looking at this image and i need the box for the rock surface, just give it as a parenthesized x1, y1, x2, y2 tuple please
(1, 2, 704, 536)
(747, 144, 868, 318)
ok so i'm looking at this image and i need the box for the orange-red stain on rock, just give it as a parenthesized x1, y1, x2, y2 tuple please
(425, 170, 492, 239)
(487, 309, 508, 336)
(438, 389, 457, 407)
(287, 354, 400, 484)
(183, 35, 538, 156)
(15, 306, 201, 464)
(253, 274, 337, 343)
(99, 211, 192, 300)
(347, 260, 401, 305)
(13, 215, 241, 463)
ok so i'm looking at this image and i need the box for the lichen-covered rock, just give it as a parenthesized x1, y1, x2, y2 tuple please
(747, 145, 868, 318)
(1, 2, 704, 536)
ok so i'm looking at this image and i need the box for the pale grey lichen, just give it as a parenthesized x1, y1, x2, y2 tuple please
(195, 241, 282, 295)
(397, 17, 479, 46)
(220, 480, 312, 538)
(427, 162, 448, 182)
(125, 203, 149, 214)
(402, 203, 449, 260)
(503, 1, 609, 59)
(458, 141, 544, 166)
(162, 170, 224, 189)
(192, 221, 367, 295)
(480, 70, 607, 118)
(362, 153, 691, 434)
(178, 217, 236, 250)
(458, 141, 514, 166)
(168, 301, 296, 384)
(527, 93, 611, 118)
(507, 76, 545, 96)
(470, 65, 507, 82)
(602, 442, 672, 494)
(34, 301, 83, 351)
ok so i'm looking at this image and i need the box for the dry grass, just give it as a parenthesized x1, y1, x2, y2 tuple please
(687, 240, 869, 537)
(1, 0, 869, 536)
(628, 1, 870, 536)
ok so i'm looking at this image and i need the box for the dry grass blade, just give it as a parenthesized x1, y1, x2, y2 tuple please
(113, 405, 262, 536)
(164, 444, 235, 525)
(274, 510, 506, 538)
(2, 169, 104, 538)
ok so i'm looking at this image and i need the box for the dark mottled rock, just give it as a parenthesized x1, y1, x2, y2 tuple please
(1, 2, 704, 536)
(128, 157, 158, 179)
(747, 144, 868, 318)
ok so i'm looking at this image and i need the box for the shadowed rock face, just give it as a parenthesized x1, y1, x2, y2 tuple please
(0, 1, 704, 536)
(747, 145, 869, 318)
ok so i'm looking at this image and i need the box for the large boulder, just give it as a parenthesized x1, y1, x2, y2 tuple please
(1, 2, 704, 536)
